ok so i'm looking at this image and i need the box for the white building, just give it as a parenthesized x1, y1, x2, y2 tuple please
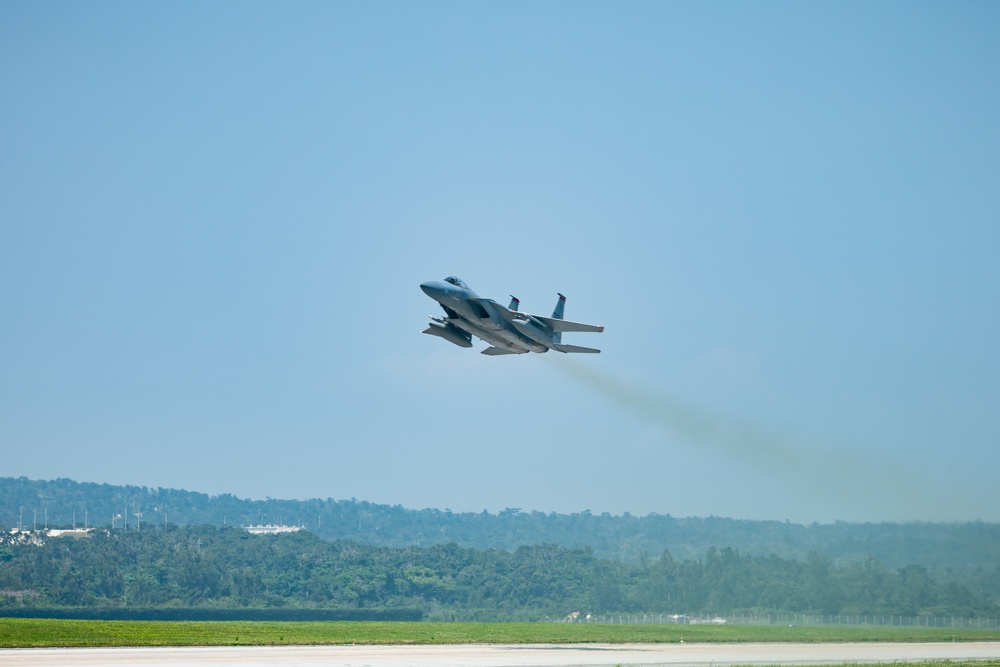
(244, 524, 304, 535)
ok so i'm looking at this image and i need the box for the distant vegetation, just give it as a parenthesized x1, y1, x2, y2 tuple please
(1, 524, 998, 621)
(3, 477, 999, 569)
(1, 477, 998, 621)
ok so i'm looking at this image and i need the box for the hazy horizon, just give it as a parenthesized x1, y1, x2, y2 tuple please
(3, 3, 998, 524)
(6, 474, 997, 528)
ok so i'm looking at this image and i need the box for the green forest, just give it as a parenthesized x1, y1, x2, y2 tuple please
(3, 477, 999, 570)
(2, 477, 999, 621)
(2, 525, 998, 621)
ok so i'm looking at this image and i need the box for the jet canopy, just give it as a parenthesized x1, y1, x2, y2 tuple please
(443, 276, 469, 289)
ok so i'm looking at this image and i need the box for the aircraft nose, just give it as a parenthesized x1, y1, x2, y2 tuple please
(420, 281, 444, 298)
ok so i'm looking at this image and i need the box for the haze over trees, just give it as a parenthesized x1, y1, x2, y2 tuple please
(1, 525, 998, 621)
(1, 478, 998, 621)
(2, 477, 998, 569)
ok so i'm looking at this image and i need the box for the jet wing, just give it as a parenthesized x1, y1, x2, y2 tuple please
(530, 314, 604, 334)
(470, 298, 517, 322)
(552, 343, 601, 354)
(471, 298, 603, 333)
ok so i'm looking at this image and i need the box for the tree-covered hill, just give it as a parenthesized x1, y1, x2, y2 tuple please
(2, 477, 998, 572)
(1, 525, 997, 620)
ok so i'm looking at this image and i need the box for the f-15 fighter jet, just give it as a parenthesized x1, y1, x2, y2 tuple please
(420, 276, 604, 355)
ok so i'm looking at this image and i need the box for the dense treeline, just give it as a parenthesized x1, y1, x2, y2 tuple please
(1, 526, 997, 621)
(3, 477, 999, 573)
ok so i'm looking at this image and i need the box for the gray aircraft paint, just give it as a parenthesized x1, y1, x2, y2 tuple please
(420, 277, 603, 355)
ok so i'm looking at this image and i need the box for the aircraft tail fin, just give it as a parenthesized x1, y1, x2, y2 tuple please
(508, 296, 520, 312)
(551, 293, 566, 320)
(551, 294, 566, 343)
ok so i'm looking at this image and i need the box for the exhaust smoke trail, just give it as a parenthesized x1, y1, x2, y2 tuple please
(547, 356, 971, 521)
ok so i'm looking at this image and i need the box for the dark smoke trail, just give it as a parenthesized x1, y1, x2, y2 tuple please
(549, 356, 822, 469)
(547, 356, 973, 521)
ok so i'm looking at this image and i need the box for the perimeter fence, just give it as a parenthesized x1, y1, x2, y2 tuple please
(580, 613, 1000, 629)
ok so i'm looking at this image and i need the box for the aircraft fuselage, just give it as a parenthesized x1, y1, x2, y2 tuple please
(420, 277, 603, 356)
(420, 279, 544, 353)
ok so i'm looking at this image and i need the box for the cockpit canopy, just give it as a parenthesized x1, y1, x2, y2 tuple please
(443, 276, 469, 289)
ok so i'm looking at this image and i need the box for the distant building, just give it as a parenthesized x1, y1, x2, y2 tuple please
(4, 528, 94, 545)
(46, 528, 94, 539)
(244, 524, 304, 535)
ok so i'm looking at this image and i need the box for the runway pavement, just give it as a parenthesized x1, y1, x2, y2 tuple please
(1, 642, 999, 667)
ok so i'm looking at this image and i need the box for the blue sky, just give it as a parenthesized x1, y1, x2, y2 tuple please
(3, 2, 998, 523)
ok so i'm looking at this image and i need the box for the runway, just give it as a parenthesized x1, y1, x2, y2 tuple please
(2, 642, 999, 667)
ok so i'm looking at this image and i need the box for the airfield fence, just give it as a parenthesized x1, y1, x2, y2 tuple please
(580, 613, 1000, 629)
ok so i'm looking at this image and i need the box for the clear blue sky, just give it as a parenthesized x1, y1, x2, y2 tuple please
(3, 2, 998, 523)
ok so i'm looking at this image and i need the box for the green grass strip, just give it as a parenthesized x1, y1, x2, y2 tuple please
(733, 664, 1000, 667)
(1, 619, 999, 648)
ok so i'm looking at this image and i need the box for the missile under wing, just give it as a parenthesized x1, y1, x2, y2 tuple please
(420, 276, 604, 355)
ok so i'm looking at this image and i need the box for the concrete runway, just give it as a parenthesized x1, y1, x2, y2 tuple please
(1, 642, 998, 667)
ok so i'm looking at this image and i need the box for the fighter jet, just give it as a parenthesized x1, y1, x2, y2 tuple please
(420, 276, 604, 355)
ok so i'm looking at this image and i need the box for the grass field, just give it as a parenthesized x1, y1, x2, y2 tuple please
(859, 663, 1000, 667)
(743, 664, 1000, 667)
(1, 618, 999, 648)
